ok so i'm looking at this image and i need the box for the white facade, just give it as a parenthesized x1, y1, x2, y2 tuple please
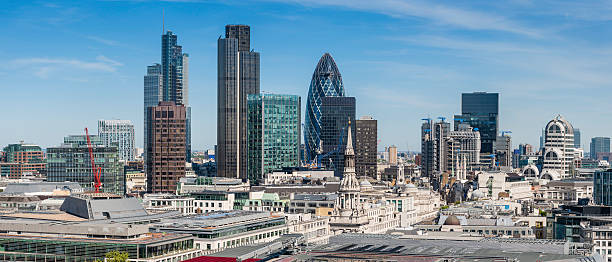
(143, 194, 195, 215)
(98, 119, 135, 161)
(264, 170, 334, 185)
(542, 115, 576, 180)
(477, 171, 532, 200)
(286, 213, 330, 245)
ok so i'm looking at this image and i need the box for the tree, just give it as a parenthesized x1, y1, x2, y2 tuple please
(105, 251, 129, 262)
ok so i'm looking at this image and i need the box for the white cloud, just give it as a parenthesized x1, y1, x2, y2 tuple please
(267, 0, 541, 37)
(86, 36, 120, 46)
(8, 56, 123, 79)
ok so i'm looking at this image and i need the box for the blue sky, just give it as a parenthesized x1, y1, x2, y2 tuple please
(1, 0, 612, 152)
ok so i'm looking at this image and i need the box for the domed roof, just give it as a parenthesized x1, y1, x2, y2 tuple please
(540, 169, 561, 180)
(360, 179, 372, 187)
(443, 215, 461, 226)
(545, 115, 574, 135)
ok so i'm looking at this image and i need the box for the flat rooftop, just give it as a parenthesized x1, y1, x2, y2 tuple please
(302, 234, 593, 261)
(154, 210, 283, 230)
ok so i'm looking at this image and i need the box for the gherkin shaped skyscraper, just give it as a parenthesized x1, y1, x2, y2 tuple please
(304, 53, 345, 163)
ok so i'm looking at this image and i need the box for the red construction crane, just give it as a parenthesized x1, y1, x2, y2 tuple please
(85, 128, 102, 193)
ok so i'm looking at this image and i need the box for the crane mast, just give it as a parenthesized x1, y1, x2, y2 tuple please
(85, 128, 102, 193)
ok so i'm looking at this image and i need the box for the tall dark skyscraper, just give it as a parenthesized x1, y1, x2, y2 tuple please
(217, 25, 260, 180)
(304, 53, 345, 163)
(320, 96, 355, 176)
(355, 116, 377, 179)
(146, 101, 186, 193)
(454, 92, 499, 154)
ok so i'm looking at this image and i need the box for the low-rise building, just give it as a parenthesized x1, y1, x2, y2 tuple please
(0, 220, 199, 262)
(150, 210, 287, 252)
(288, 193, 336, 215)
(535, 179, 593, 206)
(477, 171, 532, 200)
(143, 194, 195, 215)
(177, 177, 249, 194)
(263, 168, 335, 185)
(285, 213, 330, 244)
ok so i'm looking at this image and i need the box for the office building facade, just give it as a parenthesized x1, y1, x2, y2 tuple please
(319, 96, 355, 176)
(495, 135, 512, 167)
(590, 137, 610, 160)
(541, 115, 576, 180)
(444, 124, 481, 173)
(144, 63, 163, 167)
(421, 119, 450, 178)
(47, 135, 124, 195)
(594, 169, 612, 205)
(454, 92, 499, 154)
(387, 145, 398, 165)
(217, 24, 260, 180)
(355, 116, 377, 178)
(304, 53, 346, 164)
(0, 143, 46, 178)
(98, 119, 135, 161)
(146, 101, 187, 193)
(247, 94, 301, 184)
(574, 128, 581, 149)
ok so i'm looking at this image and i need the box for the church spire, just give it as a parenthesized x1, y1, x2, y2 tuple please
(340, 119, 359, 193)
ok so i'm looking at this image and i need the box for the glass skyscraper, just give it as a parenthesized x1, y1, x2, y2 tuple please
(247, 94, 301, 184)
(217, 25, 260, 180)
(47, 135, 124, 195)
(454, 92, 499, 154)
(320, 96, 355, 176)
(304, 53, 345, 163)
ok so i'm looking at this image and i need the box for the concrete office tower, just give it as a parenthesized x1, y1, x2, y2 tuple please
(421, 118, 450, 178)
(590, 137, 611, 160)
(444, 124, 481, 173)
(161, 31, 191, 161)
(320, 96, 355, 176)
(304, 53, 345, 164)
(454, 92, 499, 154)
(495, 134, 512, 167)
(144, 63, 162, 167)
(47, 135, 124, 195)
(574, 128, 581, 149)
(98, 120, 135, 161)
(247, 94, 301, 184)
(355, 116, 377, 179)
(146, 101, 187, 193)
(217, 25, 260, 180)
(387, 145, 398, 165)
(541, 115, 575, 180)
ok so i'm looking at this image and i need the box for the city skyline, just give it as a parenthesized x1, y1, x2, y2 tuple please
(2, 1, 612, 152)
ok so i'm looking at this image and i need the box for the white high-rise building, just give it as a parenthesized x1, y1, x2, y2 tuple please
(98, 120, 135, 161)
(541, 115, 575, 180)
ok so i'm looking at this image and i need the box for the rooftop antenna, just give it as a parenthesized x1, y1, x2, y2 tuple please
(162, 9, 165, 33)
